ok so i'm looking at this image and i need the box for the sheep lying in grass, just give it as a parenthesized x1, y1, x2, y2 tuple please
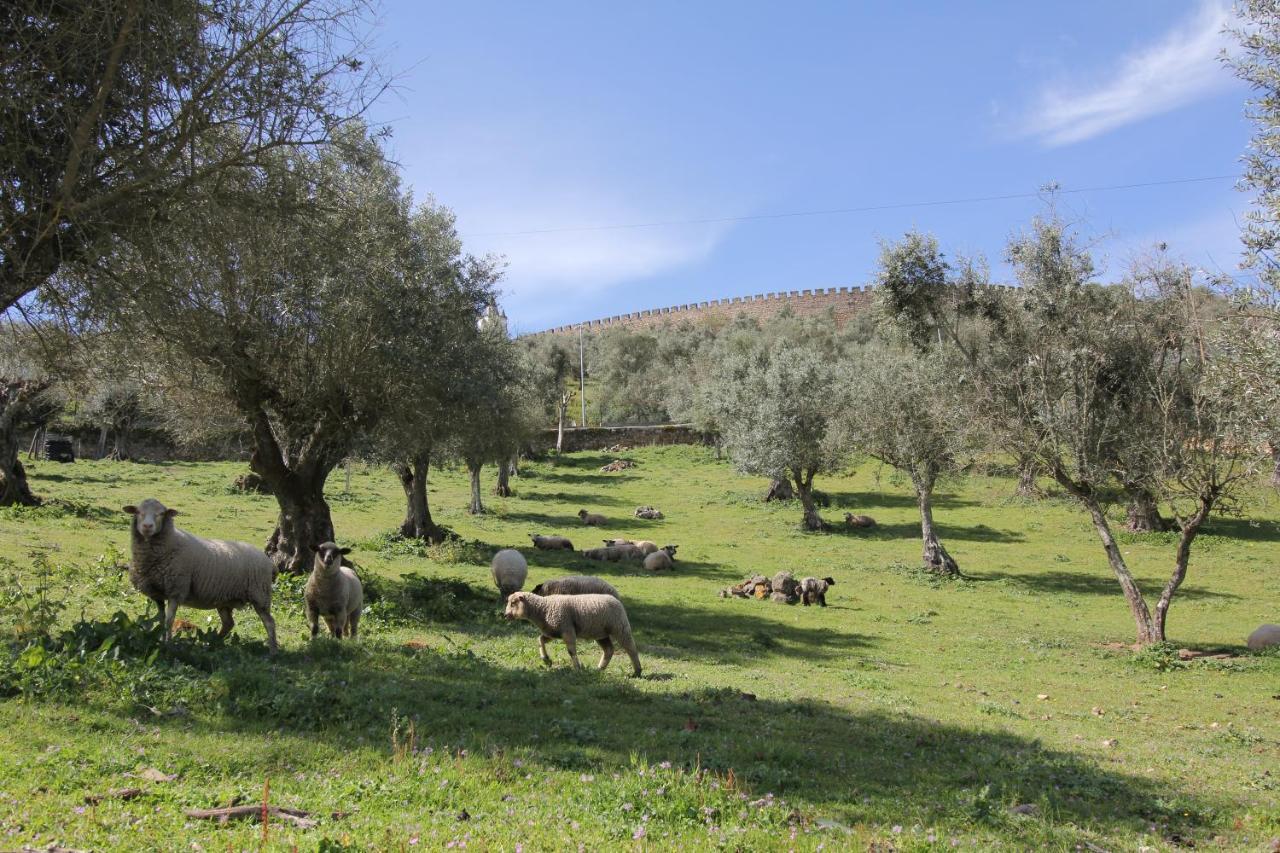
(503, 591, 642, 677)
(578, 509, 607, 526)
(604, 538, 658, 556)
(634, 506, 664, 520)
(582, 544, 638, 562)
(844, 513, 877, 529)
(491, 548, 529, 603)
(643, 545, 678, 572)
(123, 498, 277, 654)
(797, 576, 836, 607)
(531, 575, 621, 599)
(305, 542, 363, 639)
(530, 533, 574, 551)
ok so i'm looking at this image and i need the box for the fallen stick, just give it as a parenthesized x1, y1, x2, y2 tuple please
(184, 805, 317, 829)
(84, 787, 143, 804)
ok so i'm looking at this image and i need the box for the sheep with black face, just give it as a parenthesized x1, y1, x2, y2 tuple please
(305, 542, 363, 639)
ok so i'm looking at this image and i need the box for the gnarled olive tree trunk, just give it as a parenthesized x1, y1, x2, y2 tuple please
(1014, 453, 1040, 497)
(247, 412, 340, 575)
(494, 456, 514, 497)
(791, 469, 827, 531)
(0, 380, 48, 507)
(392, 453, 446, 543)
(912, 472, 959, 575)
(467, 460, 484, 514)
(1123, 484, 1169, 533)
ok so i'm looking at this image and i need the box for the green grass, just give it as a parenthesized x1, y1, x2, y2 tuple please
(0, 447, 1277, 851)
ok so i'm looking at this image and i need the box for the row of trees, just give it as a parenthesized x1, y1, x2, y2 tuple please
(0, 0, 552, 574)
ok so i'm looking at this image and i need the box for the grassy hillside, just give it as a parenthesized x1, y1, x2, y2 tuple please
(0, 447, 1277, 851)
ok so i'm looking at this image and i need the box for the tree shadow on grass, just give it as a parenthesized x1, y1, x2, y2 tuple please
(832, 521, 1025, 544)
(132, 641, 1213, 843)
(822, 489, 980, 511)
(972, 570, 1240, 600)
(517, 489, 633, 507)
(1197, 517, 1280, 543)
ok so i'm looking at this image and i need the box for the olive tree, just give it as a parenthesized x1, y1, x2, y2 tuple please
(706, 335, 845, 530)
(63, 130, 476, 573)
(979, 220, 1262, 645)
(841, 344, 967, 575)
(449, 327, 527, 515)
(522, 335, 575, 451)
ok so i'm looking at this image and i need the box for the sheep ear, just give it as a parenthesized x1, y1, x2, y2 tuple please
(339, 547, 352, 555)
(164, 508, 179, 518)
(121, 505, 137, 515)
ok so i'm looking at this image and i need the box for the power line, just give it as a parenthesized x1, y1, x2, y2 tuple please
(467, 173, 1241, 238)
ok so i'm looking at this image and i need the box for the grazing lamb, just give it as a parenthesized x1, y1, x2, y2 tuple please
(305, 542, 363, 639)
(643, 545, 678, 572)
(844, 513, 877, 529)
(530, 575, 621, 599)
(634, 506, 664, 520)
(797, 576, 837, 607)
(491, 549, 529, 603)
(122, 499, 277, 654)
(530, 533, 575, 551)
(578, 509, 607, 526)
(503, 591, 642, 677)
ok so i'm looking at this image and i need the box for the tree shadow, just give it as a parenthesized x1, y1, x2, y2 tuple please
(519, 489, 632, 507)
(1198, 517, 1280, 543)
(124, 640, 1212, 842)
(831, 522, 1025, 544)
(822, 489, 980, 511)
(972, 570, 1240, 600)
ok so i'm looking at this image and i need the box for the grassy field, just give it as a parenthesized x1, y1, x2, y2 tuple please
(0, 446, 1277, 851)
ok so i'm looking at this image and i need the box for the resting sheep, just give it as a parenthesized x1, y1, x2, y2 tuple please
(530, 575, 621, 599)
(578, 509, 607, 526)
(503, 591, 642, 676)
(530, 533, 575, 551)
(643, 545, 678, 572)
(797, 576, 836, 607)
(604, 538, 658, 556)
(305, 542, 363, 639)
(491, 548, 529, 603)
(122, 498, 278, 654)
(634, 506, 664, 520)
(844, 513, 877, 529)
(582, 544, 639, 562)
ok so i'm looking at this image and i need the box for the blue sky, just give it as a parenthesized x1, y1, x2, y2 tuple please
(367, 1, 1254, 333)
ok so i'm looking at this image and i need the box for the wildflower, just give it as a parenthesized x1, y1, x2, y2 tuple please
(622, 802, 634, 811)
(632, 826, 646, 840)
(658, 761, 672, 769)
(892, 825, 903, 834)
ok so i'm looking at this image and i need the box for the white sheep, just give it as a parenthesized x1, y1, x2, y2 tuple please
(503, 591, 642, 677)
(796, 576, 836, 607)
(530, 575, 621, 599)
(530, 533, 575, 551)
(577, 509, 607, 526)
(582, 544, 634, 562)
(491, 548, 529, 603)
(122, 498, 277, 654)
(305, 542, 363, 639)
(642, 545, 678, 572)
(604, 538, 658, 556)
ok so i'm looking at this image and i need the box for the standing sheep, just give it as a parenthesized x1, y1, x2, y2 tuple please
(577, 509, 607, 526)
(530, 533, 574, 551)
(530, 576, 621, 599)
(503, 591, 642, 677)
(797, 576, 836, 607)
(305, 542, 363, 639)
(491, 548, 529, 603)
(643, 545, 678, 572)
(122, 499, 278, 654)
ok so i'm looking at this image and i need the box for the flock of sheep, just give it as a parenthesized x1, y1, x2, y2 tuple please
(120, 492, 833, 681)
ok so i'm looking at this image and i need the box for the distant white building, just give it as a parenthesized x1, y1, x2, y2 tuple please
(478, 299, 508, 334)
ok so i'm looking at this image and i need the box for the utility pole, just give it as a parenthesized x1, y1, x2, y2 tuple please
(578, 325, 586, 427)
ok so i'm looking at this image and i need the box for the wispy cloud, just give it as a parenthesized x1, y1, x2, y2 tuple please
(1021, 0, 1235, 147)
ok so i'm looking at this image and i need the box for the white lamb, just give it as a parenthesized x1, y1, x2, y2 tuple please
(305, 542, 363, 639)
(122, 498, 277, 654)
(530, 575, 621, 599)
(503, 591, 642, 677)
(643, 545, 678, 572)
(491, 548, 529, 603)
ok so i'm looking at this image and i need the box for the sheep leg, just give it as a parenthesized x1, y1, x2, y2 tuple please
(538, 635, 553, 667)
(347, 611, 360, 639)
(163, 600, 180, 643)
(596, 637, 614, 671)
(562, 627, 581, 669)
(217, 607, 235, 637)
(150, 597, 165, 624)
(332, 611, 347, 639)
(618, 629, 642, 678)
(253, 604, 278, 655)
(306, 604, 320, 639)
(818, 593, 827, 607)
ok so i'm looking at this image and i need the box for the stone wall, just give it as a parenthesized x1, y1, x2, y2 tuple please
(528, 285, 878, 336)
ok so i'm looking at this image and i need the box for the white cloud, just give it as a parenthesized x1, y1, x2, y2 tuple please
(1021, 0, 1236, 146)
